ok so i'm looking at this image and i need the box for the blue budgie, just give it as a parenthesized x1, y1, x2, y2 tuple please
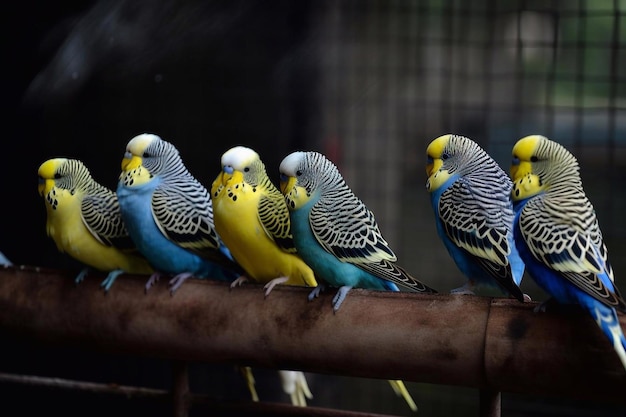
(426, 134, 526, 301)
(116, 133, 240, 293)
(280, 150, 437, 312)
(279, 150, 435, 412)
(511, 134, 626, 370)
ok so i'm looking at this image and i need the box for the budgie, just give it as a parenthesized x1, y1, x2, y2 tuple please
(511, 134, 626, 370)
(210, 145, 316, 406)
(38, 158, 153, 291)
(211, 145, 317, 295)
(425, 134, 526, 301)
(116, 133, 240, 294)
(280, 150, 437, 311)
(280, 150, 435, 413)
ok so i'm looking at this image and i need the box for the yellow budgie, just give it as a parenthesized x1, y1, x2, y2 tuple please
(211, 145, 316, 406)
(38, 158, 153, 290)
(211, 145, 318, 295)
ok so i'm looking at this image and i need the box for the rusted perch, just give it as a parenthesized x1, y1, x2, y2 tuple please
(0, 265, 624, 404)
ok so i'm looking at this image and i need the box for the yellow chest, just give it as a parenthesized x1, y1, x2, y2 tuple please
(44, 189, 150, 274)
(213, 183, 298, 282)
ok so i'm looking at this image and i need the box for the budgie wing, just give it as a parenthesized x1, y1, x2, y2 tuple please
(81, 192, 136, 251)
(310, 196, 431, 291)
(151, 184, 222, 258)
(257, 188, 297, 253)
(520, 199, 625, 311)
(438, 178, 516, 285)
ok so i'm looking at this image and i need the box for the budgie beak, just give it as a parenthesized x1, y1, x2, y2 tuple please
(280, 175, 297, 195)
(38, 178, 54, 197)
(426, 158, 443, 177)
(122, 155, 142, 171)
(220, 168, 243, 186)
(510, 160, 526, 181)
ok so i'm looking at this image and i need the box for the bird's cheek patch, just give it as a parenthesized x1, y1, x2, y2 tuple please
(120, 165, 153, 187)
(426, 169, 450, 191)
(511, 173, 543, 200)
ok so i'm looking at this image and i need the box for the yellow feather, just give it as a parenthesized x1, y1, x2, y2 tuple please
(212, 169, 316, 287)
(39, 159, 153, 275)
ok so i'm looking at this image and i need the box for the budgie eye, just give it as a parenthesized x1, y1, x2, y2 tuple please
(296, 170, 303, 176)
(442, 152, 451, 160)
(143, 152, 150, 158)
(54, 173, 62, 179)
(531, 156, 539, 162)
(244, 167, 250, 172)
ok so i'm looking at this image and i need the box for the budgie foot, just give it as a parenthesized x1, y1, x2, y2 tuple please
(144, 272, 162, 293)
(534, 297, 558, 313)
(239, 366, 259, 402)
(169, 272, 194, 295)
(307, 283, 326, 301)
(388, 380, 418, 413)
(523, 293, 532, 302)
(100, 270, 124, 292)
(230, 275, 249, 290)
(74, 268, 90, 285)
(332, 286, 353, 313)
(264, 277, 289, 297)
(450, 282, 475, 295)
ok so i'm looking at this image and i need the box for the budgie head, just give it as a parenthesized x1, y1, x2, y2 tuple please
(119, 133, 183, 187)
(217, 146, 266, 187)
(425, 134, 494, 192)
(279, 151, 343, 210)
(510, 135, 581, 202)
(38, 158, 94, 207)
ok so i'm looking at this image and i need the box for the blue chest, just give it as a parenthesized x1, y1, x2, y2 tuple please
(289, 202, 396, 291)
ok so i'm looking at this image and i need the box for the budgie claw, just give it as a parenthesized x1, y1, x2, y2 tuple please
(307, 284, 325, 301)
(332, 286, 353, 313)
(74, 268, 90, 285)
(100, 269, 124, 292)
(230, 275, 249, 290)
(450, 282, 475, 295)
(169, 272, 194, 295)
(534, 297, 558, 313)
(144, 272, 161, 293)
(523, 293, 532, 302)
(264, 277, 289, 297)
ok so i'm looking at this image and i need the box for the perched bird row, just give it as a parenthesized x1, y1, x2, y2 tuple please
(37, 132, 626, 410)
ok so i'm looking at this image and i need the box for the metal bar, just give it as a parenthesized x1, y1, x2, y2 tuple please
(479, 389, 501, 417)
(172, 361, 189, 417)
(0, 265, 625, 405)
(0, 371, 397, 417)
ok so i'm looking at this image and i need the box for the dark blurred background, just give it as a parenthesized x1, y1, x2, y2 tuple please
(2, 0, 626, 415)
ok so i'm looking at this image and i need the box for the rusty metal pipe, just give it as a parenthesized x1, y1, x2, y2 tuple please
(0, 266, 624, 404)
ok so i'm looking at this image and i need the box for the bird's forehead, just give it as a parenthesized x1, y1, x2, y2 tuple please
(513, 135, 542, 158)
(426, 134, 451, 157)
(279, 152, 305, 174)
(221, 146, 259, 168)
(127, 133, 158, 154)
(38, 158, 67, 178)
